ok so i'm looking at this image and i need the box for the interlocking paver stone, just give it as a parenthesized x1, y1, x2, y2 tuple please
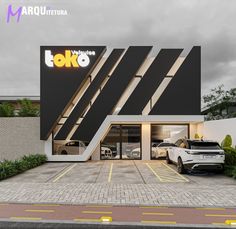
(0, 182, 236, 207)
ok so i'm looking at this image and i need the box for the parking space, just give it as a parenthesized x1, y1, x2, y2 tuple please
(100, 161, 145, 184)
(2, 163, 71, 183)
(51, 161, 104, 183)
(135, 161, 189, 183)
(2, 160, 235, 185)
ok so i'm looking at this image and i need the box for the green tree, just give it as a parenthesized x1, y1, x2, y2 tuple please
(0, 102, 15, 117)
(221, 135, 232, 148)
(203, 85, 236, 120)
(18, 99, 39, 117)
(194, 133, 200, 139)
(203, 85, 225, 118)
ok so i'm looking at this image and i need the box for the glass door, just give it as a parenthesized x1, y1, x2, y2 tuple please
(100, 125, 141, 160)
(100, 125, 120, 159)
(121, 125, 141, 159)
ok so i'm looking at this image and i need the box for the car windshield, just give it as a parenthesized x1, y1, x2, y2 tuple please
(189, 142, 221, 150)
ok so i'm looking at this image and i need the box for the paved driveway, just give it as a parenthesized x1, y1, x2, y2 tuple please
(2, 160, 235, 185)
(0, 161, 236, 207)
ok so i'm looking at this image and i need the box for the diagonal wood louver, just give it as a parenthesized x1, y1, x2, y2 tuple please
(40, 46, 106, 140)
(119, 49, 183, 115)
(71, 46, 152, 142)
(149, 46, 201, 115)
(54, 49, 125, 140)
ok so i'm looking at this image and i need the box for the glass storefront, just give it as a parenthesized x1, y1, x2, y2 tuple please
(151, 124, 189, 159)
(52, 124, 189, 159)
(100, 125, 141, 160)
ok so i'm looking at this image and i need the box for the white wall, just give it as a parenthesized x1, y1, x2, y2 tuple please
(199, 118, 236, 146)
(190, 124, 198, 139)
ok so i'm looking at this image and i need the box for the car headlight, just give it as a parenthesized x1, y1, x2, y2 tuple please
(185, 150, 194, 155)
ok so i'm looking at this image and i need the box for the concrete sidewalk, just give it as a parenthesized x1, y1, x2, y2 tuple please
(0, 182, 236, 207)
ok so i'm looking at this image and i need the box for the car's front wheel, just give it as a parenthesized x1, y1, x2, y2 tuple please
(177, 157, 185, 174)
(61, 150, 68, 155)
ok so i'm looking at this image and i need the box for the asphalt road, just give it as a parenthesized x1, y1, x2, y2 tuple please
(0, 203, 235, 228)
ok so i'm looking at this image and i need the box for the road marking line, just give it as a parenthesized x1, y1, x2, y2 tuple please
(212, 222, 226, 225)
(33, 204, 60, 207)
(82, 211, 112, 214)
(206, 214, 236, 217)
(141, 220, 176, 224)
(52, 163, 77, 183)
(10, 217, 42, 220)
(152, 174, 184, 179)
(153, 179, 184, 183)
(140, 206, 168, 209)
(145, 163, 163, 182)
(25, 209, 55, 213)
(149, 174, 180, 178)
(153, 173, 185, 179)
(225, 220, 236, 225)
(143, 212, 174, 216)
(85, 205, 112, 208)
(196, 208, 225, 211)
(161, 162, 189, 182)
(74, 218, 100, 222)
(108, 163, 113, 183)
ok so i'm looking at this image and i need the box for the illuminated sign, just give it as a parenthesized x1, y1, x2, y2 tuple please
(45, 50, 96, 68)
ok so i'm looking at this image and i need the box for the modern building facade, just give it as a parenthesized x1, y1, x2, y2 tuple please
(40, 46, 203, 161)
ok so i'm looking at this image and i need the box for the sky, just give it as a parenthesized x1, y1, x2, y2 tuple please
(0, 0, 236, 98)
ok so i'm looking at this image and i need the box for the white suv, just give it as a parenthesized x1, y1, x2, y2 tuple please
(166, 139, 225, 174)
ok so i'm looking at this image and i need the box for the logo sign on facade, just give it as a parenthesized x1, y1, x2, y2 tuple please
(45, 50, 96, 68)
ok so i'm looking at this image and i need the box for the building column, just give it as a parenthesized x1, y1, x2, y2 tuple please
(92, 145, 100, 160)
(45, 134, 53, 158)
(142, 124, 151, 160)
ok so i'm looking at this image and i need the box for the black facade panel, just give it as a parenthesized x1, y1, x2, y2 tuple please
(54, 49, 124, 140)
(119, 49, 183, 115)
(71, 46, 152, 142)
(149, 46, 201, 115)
(40, 46, 106, 140)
